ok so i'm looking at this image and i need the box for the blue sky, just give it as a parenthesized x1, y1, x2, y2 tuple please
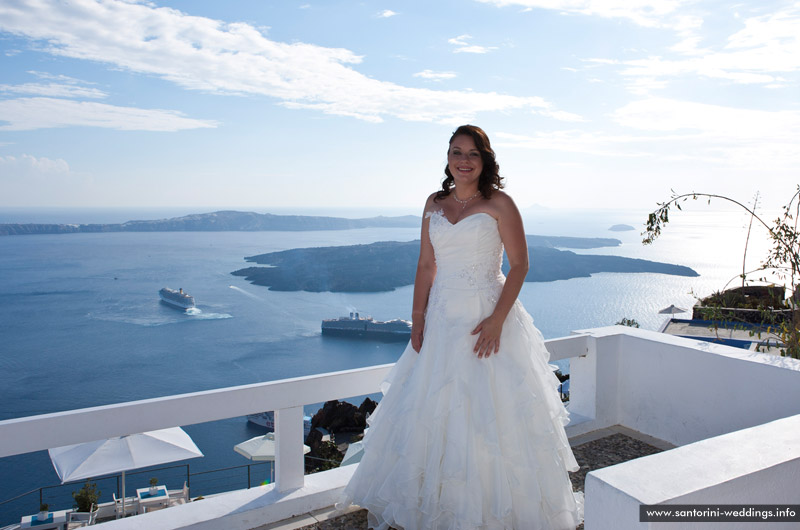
(0, 0, 797, 213)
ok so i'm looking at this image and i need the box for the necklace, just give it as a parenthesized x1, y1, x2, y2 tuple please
(452, 190, 481, 209)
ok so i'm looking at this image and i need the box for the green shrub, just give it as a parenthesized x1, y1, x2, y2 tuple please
(72, 480, 100, 513)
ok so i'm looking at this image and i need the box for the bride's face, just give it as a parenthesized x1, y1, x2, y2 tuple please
(448, 135, 483, 188)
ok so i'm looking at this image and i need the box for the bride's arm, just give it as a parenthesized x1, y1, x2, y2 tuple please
(411, 194, 438, 352)
(471, 192, 529, 357)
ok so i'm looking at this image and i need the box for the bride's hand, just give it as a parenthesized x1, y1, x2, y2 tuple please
(471, 315, 503, 358)
(411, 318, 424, 353)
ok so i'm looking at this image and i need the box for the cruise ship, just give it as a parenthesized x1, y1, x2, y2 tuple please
(247, 412, 313, 437)
(321, 312, 411, 341)
(159, 287, 195, 309)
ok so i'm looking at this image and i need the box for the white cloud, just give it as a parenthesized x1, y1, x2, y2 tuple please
(498, 97, 800, 171)
(28, 71, 90, 83)
(581, 58, 619, 66)
(377, 9, 398, 18)
(486, 1, 799, 94)
(538, 108, 586, 122)
(0, 0, 570, 125)
(0, 82, 107, 99)
(610, 97, 800, 139)
(0, 97, 218, 131)
(413, 69, 457, 81)
(0, 154, 70, 177)
(612, 4, 800, 91)
(496, 129, 659, 158)
(476, 0, 692, 28)
(448, 34, 498, 54)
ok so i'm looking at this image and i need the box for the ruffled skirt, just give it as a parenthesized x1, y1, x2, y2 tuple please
(338, 282, 583, 529)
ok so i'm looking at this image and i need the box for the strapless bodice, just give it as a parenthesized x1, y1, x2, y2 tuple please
(427, 210, 505, 290)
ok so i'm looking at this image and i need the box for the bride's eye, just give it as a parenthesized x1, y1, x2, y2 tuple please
(469, 152, 480, 158)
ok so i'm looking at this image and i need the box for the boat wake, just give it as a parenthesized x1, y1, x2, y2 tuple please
(88, 305, 232, 326)
(186, 307, 233, 320)
(228, 285, 261, 300)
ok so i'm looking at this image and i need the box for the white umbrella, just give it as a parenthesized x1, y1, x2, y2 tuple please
(341, 440, 364, 466)
(49, 427, 203, 517)
(340, 427, 368, 467)
(234, 432, 310, 483)
(659, 304, 688, 315)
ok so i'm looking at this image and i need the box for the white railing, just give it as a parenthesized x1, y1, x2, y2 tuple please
(4, 327, 800, 529)
(0, 364, 395, 493)
(0, 333, 594, 494)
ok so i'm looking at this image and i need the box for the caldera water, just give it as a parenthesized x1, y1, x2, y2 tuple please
(0, 206, 771, 523)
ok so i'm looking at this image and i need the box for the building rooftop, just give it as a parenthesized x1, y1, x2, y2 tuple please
(661, 317, 785, 354)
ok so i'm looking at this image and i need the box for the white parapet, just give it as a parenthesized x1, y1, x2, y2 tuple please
(4, 327, 800, 529)
(562, 326, 800, 444)
(585, 413, 800, 530)
(92, 465, 357, 530)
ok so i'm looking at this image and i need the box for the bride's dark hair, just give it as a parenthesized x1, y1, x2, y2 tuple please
(435, 124, 503, 202)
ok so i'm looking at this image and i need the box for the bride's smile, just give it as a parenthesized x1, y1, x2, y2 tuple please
(447, 135, 483, 188)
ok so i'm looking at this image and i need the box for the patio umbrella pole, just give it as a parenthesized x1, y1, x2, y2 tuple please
(121, 470, 126, 518)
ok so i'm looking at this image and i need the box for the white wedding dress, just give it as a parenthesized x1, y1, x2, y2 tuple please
(339, 210, 583, 530)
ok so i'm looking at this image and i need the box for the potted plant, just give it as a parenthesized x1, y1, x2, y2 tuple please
(38, 503, 49, 520)
(149, 477, 158, 495)
(72, 480, 100, 513)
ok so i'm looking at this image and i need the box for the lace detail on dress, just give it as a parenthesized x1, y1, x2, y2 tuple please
(427, 209, 505, 291)
(436, 261, 505, 291)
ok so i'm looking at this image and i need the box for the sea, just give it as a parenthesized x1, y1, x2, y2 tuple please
(0, 205, 774, 523)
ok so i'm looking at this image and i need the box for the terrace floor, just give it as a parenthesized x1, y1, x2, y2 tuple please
(255, 426, 672, 530)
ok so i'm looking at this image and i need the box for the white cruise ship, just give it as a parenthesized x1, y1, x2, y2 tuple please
(159, 287, 195, 309)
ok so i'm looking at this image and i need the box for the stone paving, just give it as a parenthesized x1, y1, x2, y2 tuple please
(293, 431, 665, 530)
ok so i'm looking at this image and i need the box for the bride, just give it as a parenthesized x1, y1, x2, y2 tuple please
(339, 125, 582, 529)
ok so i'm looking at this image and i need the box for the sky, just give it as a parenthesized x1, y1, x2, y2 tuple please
(0, 0, 798, 214)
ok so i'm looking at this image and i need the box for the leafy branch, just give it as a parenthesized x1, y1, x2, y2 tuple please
(643, 185, 800, 358)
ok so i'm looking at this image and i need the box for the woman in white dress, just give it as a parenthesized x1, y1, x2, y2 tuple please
(339, 125, 582, 529)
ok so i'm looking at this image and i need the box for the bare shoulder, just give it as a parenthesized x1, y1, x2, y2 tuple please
(487, 190, 521, 217)
(423, 191, 440, 215)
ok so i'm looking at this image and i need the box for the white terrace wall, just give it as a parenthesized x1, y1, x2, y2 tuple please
(565, 326, 800, 446)
(585, 413, 800, 530)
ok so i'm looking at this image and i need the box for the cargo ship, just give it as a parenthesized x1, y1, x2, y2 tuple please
(159, 287, 195, 309)
(321, 312, 411, 341)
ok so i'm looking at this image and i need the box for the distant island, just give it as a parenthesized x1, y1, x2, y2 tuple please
(526, 234, 620, 249)
(609, 224, 636, 232)
(0, 210, 420, 235)
(232, 236, 698, 292)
